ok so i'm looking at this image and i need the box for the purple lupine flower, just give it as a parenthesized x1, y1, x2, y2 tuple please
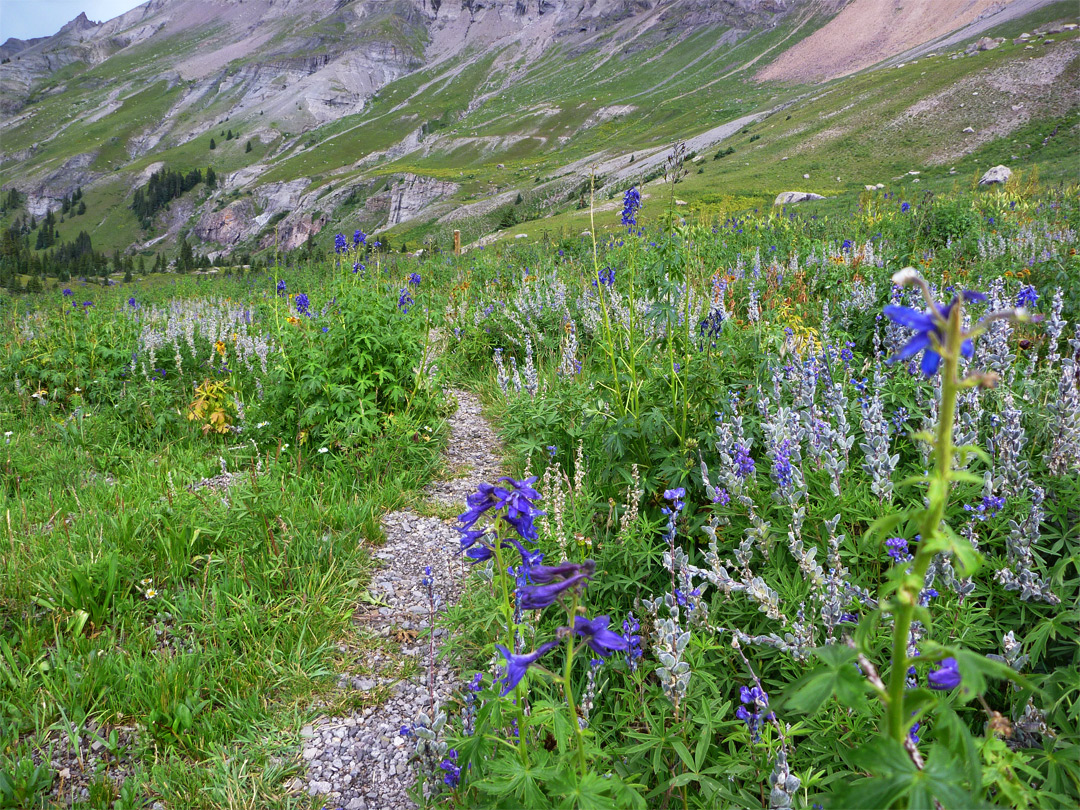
(440, 750, 460, 787)
(883, 290, 985, 376)
(734, 444, 756, 479)
(494, 640, 560, 695)
(886, 537, 911, 562)
(736, 685, 774, 742)
(928, 657, 961, 690)
(573, 615, 630, 657)
(518, 572, 591, 610)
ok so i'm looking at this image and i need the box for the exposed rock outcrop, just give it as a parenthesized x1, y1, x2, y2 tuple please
(194, 200, 255, 246)
(978, 165, 1012, 185)
(774, 191, 825, 205)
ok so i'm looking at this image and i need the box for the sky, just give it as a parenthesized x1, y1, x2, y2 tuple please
(0, 0, 144, 42)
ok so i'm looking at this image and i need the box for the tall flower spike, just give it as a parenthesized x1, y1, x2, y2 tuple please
(494, 641, 560, 695)
(573, 615, 630, 657)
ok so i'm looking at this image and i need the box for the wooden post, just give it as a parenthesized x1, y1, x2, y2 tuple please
(453, 229, 461, 256)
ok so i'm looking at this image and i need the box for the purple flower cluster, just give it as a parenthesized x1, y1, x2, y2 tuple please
(928, 657, 961, 690)
(884, 290, 985, 376)
(295, 293, 310, 315)
(408, 272, 422, 287)
(460, 477, 626, 696)
(353, 229, 366, 247)
(398, 288, 413, 314)
(439, 749, 460, 787)
(735, 685, 774, 743)
(276, 279, 287, 297)
(1016, 285, 1039, 309)
(885, 537, 911, 562)
(334, 233, 348, 254)
(621, 186, 641, 228)
(734, 444, 756, 479)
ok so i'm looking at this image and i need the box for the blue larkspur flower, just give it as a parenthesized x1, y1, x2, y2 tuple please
(494, 640, 559, 695)
(621, 186, 641, 228)
(62, 288, 73, 297)
(398, 288, 413, 313)
(334, 233, 347, 254)
(353, 229, 366, 247)
(295, 293, 310, 315)
(528, 559, 594, 584)
(128, 297, 137, 308)
(928, 657, 961, 690)
(517, 571, 591, 610)
(408, 272, 421, 286)
(883, 291, 985, 376)
(901, 202, 911, 213)
(573, 615, 629, 657)
(276, 279, 287, 296)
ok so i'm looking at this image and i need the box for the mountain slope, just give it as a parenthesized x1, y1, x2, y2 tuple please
(0, 0, 1076, 264)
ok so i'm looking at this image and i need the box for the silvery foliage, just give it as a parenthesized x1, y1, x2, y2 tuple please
(953, 387, 981, 473)
(747, 284, 761, 323)
(1046, 325, 1080, 476)
(710, 403, 754, 508)
(502, 270, 570, 349)
(410, 708, 449, 791)
(976, 278, 1015, 375)
(820, 378, 855, 497)
(493, 348, 509, 393)
(643, 594, 692, 703)
(762, 404, 806, 508)
(994, 390, 1031, 497)
(767, 749, 801, 810)
(522, 336, 539, 397)
(858, 365, 899, 502)
(837, 278, 877, 331)
(996, 487, 1059, 604)
(558, 318, 580, 376)
(1043, 288, 1066, 370)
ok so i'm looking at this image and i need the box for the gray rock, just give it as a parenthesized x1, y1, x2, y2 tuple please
(979, 165, 1012, 186)
(774, 191, 825, 206)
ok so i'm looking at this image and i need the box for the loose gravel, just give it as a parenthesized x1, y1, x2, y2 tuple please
(295, 388, 501, 810)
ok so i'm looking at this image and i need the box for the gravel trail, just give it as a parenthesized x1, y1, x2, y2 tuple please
(295, 389, 500, 810)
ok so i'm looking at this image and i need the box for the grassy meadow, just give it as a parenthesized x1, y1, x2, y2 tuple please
(1, 172, 1079, 808)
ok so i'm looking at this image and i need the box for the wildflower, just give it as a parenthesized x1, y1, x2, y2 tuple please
(353, 230, 366, 247)
(736, 685, 774, 742)
(623, 614, 643, 670)
(334, 233, 347, 254)
(295, 293, 310, 315)
(597, 267, 615, 287)
(517, 572, 591, 610)
(140, 578, 152, 586)
(573, 615, 630, 657)
(883, 288, 985, 376)
(928, 657, 962, 690)
(439, 750, 461, 787)
(62, 288, 73, 296)
(145, 588, 158, 599)
(458, 477, 544, 541)
(128, 297, 137, 308)
(256, 421, 270, 429)
(494, 640, 560, 695)
(408, 272, 421, 287)
(318, 447, 328, 454)
(886, 537, 911, 562)
(398, 288, 413, 313)
(82, 301, 94, 308)
(1016, 285, 1039, 309)
(663, 487, 686, 513)
(734, 444, 756, 479)
(468, 672, 484, 693)
(901, 202, 911, 213)
(528, 559, 595, 584)
(621, 186, 641, 228)
(546, 445, 557, 457)
(276, 279, 287, 296)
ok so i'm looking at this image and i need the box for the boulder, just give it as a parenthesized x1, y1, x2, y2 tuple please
(774, 191, 825, 205)
(965, 36, 1003, 55)
(979, 165, 1012, 186)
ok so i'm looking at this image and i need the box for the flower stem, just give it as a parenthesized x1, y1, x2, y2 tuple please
(562, 595, 587, 774)
(885, 302, 963, 744)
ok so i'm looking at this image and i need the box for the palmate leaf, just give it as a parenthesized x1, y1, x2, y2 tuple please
(475, 751, 556, 807)
(920, 640, 1033, 703)
(780, 644, 872, 715)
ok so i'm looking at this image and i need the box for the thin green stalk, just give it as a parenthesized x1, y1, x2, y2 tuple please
(562, 593, 588, 774)
(885, 302, 962, 744)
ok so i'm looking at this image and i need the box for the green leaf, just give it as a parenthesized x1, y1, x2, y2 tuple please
(781, 645, 870, 715)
